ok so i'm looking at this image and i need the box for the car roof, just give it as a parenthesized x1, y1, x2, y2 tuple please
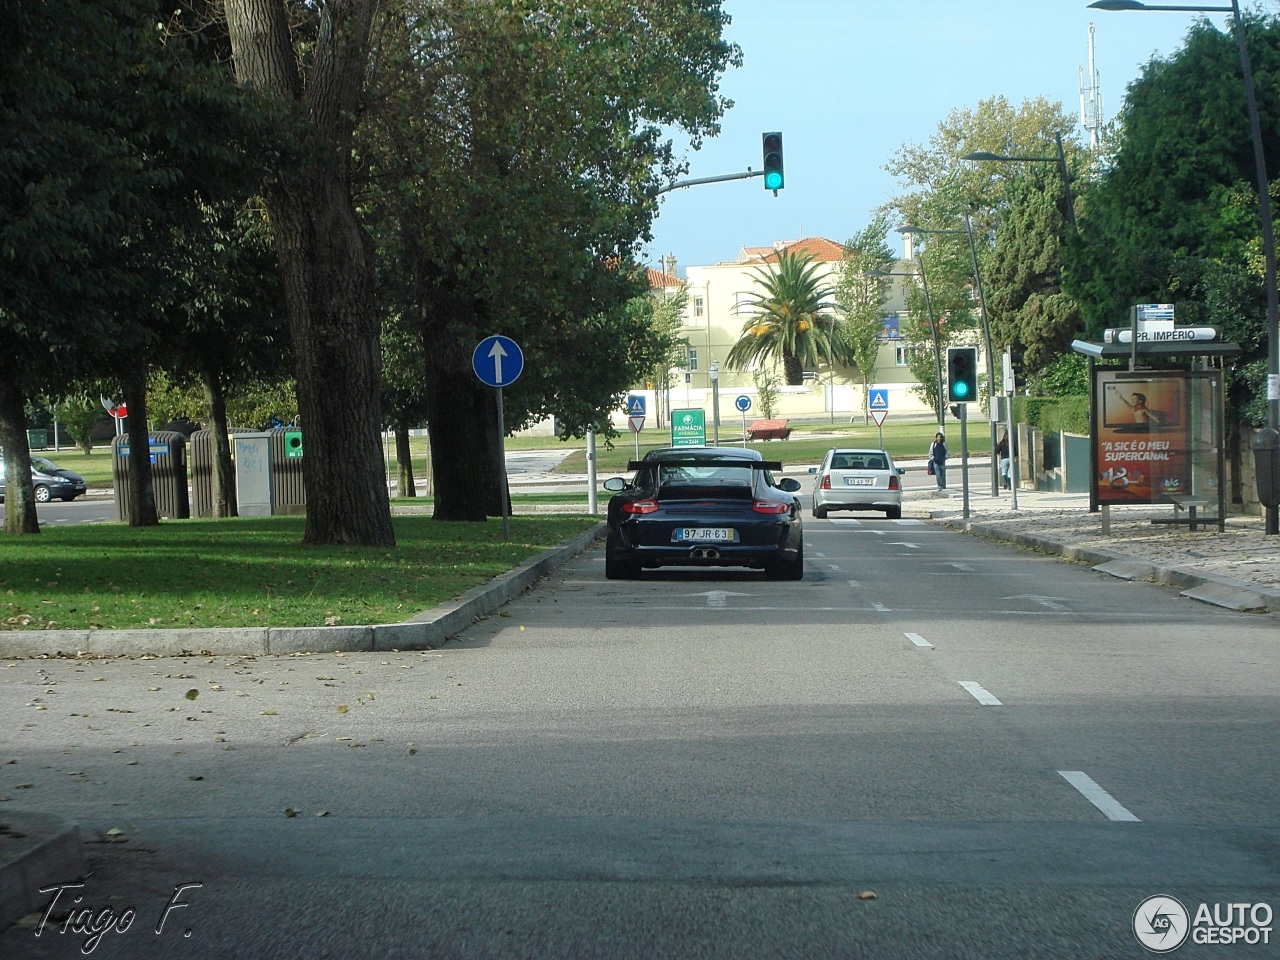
(827, 448, 891, 456)
(641, 446, 764, 462)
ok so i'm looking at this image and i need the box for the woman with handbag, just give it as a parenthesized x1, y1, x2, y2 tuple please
(929, 432, 948, 491)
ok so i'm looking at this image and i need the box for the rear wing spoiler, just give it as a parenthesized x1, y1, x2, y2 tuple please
(627, 459, 783, 472)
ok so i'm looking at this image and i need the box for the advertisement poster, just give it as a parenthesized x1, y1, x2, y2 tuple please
(1094, 371, 1191, 504)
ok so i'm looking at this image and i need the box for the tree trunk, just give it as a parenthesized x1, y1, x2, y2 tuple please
(0, 364, 40, 535)
(224, 0, 394, 548)
(202, 370, 237, 517)
(121, 367, 159, 527)
(783, 351, 804, 386)
(394, 423, 415, 499)
(424, 367, 491, 521)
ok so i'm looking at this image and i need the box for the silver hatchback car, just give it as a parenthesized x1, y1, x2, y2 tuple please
(809, 448, 905, 519)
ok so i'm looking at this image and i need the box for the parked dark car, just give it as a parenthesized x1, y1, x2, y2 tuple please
(601, 446, 804, 580)
(0, 456, 88, 503)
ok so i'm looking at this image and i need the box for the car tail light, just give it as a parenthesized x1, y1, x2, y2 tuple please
(820, 474, 831, 490)
(622, 499, 658, 515)
(889, 475, 900, 491)
(752, 500, 790, 514)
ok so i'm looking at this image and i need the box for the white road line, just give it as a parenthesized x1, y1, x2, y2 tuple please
(871, 602, 890, 612)
(948, 562, 974, 571)
(847, 579, 861, 588)
(828, 564, 841, 572)
(905, 632, 933, 648)
(958, 681, 1003, 705)
(814, 552, 827, 558)
(1058, 771, 1141, 822)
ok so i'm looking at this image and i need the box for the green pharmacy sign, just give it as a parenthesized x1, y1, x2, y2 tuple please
(670, 409, 706, 447)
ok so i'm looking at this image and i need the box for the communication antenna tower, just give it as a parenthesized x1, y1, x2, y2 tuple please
(1080, 22, 1104, 150)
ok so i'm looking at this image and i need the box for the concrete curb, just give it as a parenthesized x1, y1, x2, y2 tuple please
(950, 516, 1280, 614)
(0, 811, 85, 931)
(0, 523, 608, 660)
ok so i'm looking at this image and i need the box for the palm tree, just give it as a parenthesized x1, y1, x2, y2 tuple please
(725, 249, 840, 385)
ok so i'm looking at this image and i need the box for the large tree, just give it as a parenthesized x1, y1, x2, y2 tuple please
(834, 216, 897, 422)
(222, 0, 395, 547)
(985, 166, 1083, 377)
(361, 0, 739, 520)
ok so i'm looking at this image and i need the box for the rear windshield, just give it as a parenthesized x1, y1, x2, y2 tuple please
(658, 463, 755, 488)
(831, 454, 887, 471)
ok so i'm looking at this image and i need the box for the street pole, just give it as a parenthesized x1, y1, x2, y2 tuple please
(963, 211, 1000, 498)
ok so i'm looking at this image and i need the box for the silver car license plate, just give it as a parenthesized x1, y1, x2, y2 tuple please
(674, 528, 736, 542)
(845, 477, 874, 486)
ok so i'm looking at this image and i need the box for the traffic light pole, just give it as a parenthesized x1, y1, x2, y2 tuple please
(960, 403, 971, 520)
(657, 170, 766, 194)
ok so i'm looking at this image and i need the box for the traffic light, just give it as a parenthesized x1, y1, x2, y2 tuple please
(947, 346, 978, 403)
(762, 131, 784, 192)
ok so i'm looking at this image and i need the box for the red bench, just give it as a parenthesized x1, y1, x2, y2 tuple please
(746, 418, 792, 441)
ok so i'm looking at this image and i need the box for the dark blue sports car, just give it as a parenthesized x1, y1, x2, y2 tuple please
(601, 447, 804, 580)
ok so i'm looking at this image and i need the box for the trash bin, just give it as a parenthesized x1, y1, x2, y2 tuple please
(270, 427, 306, 515)
(111, 431, 190, 521)
(190, 428, 254, 517)
(1253, 427, 1280, 509)
(26, 429, 48, 450)
(233, 432, 274, 517)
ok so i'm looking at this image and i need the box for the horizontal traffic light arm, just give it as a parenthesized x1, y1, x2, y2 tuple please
(657, 169, 768, 194)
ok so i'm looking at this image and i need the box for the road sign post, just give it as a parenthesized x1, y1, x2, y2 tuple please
(472, 336, 525, 540)
(868, 388, 890, 448)
(627, 395, 647, 459)
(735, 395, 752, 448)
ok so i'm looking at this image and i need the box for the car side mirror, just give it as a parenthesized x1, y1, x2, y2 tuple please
(897, 468, 906, 476)
(602, 477, 628, 492)
(807, 466, 817, 474)
(777, 477, 801, 493)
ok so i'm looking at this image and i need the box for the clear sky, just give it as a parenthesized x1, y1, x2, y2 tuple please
(642, 0, 1221, 275)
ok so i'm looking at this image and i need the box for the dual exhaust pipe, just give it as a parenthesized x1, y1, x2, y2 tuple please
(690, 547, 721, 560)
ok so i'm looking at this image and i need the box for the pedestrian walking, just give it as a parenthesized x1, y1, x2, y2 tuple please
(929, 431, 948, 490)
(997, 428, 1011, 489)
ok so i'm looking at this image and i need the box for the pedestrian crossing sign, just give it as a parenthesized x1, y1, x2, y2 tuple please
(869, 388, 889, 411)
(627, 395, 646, 417)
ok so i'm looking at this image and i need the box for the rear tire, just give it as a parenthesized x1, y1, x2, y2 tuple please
(33, 485, 51, 503)
(605, 554, 640, 580)
(812, 504, 828, 519)
(766, 538, 804, 581)
(886, 505, 901, 520)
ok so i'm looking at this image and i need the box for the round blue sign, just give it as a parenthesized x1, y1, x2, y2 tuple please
(472, 335, 524, 387)
(735, 395, 752, 412)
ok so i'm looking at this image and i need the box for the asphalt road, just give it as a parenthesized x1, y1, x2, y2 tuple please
(1, 518, 1276, 958)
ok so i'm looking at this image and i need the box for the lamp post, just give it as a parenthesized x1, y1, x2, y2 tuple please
(961, 132, 1077, 227)
(898, 223, 1000, 497)
(709, 359, 720, 446)
(866, 266, 945, 429)
(1090, 0, 1278, 534)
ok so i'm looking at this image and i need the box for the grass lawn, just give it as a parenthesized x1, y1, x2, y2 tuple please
(0, 514, 599, 633)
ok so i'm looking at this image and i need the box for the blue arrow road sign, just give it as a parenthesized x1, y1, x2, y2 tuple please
(472, 335, 524, 387)
(868, 388, 889, 410)
(735, 395, 752, 412)
(627, 394, 646, 416)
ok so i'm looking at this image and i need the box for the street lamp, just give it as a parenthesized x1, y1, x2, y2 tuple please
(960, 132, 1077, 227)
(1090, 0, 1278, 534)
(866, 265, 944, 429)
(709, 359, 720, 446)
(898, 222, 1001, 497)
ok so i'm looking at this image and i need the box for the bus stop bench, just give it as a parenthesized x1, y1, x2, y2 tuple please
(1149, 495, 1221, 532)
(747, 418, 791, 441)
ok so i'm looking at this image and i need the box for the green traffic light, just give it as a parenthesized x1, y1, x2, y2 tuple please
(764, 170, 783, 190)
(954, 382, 969, 398)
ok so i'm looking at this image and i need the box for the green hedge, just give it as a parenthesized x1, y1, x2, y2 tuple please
(1015, 395, 1089, 436)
